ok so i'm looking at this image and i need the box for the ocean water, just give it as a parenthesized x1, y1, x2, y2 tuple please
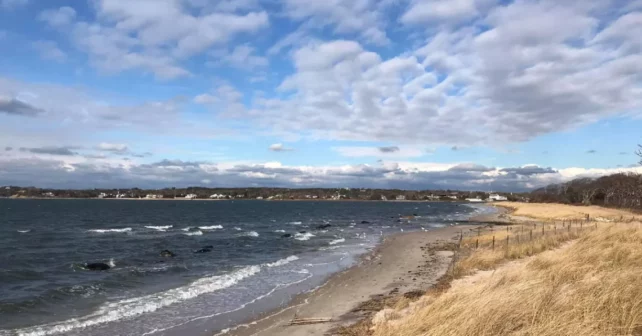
(0, 199, 491, 336)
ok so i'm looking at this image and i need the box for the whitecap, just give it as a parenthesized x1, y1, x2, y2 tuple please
(264, 255, 299, 268)
(181, 227, 192, 232)
(12, 265, 261, 336)
(234, 227, 242, 231)
(294, 232, 315, 241)
(288, 221, 302, 225)
(17, 229, 31, 233)
(238, 231, 259, 237)
(108, 258, 116, 268)
(329, 238, 345, 245)
(88, 228, 132, 233)
(199, 225, 223, 230)
(274, 229, 286, 233)
(145, 225, 173, 231)
(183, 230, 203, 236)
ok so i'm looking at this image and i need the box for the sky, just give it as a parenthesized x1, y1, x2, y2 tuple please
(0, 0, 641, 191)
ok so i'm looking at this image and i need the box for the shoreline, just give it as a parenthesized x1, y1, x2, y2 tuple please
(215, 222, 490, 336)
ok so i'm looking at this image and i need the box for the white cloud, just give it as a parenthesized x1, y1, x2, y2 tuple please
(38, 6, 76, 27)
(44, 0, 270, 78)
(96, 143, 129, 154)
(280, 0, 391, 45)
(193, 94, 218, 104)
(1, 155, 639, 191)
(31, 40, 66, 62)
(0, 0, 28, 9)
(210, 44, 268, 70)
(268, 143, 293, 152)
(401, 0, 491, 25)
(241, 2, 642, 146)
(334, 146, 427, 158)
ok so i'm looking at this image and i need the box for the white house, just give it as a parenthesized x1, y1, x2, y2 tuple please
(489, 194, 508, 201)
(396, 195, 406, 201)
(466, 197, 485, 203)
(381, 195, 388, 201)
(209, 194, 227, 199)
(185, 194, 198, 200)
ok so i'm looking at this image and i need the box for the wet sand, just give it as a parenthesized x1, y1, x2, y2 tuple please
(219, 224, 475, 336)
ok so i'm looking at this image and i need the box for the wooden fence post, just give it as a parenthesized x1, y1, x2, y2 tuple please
(530, 230, 533, 241)
(476, 238, 479, 249)
(492, 236, 495, 250)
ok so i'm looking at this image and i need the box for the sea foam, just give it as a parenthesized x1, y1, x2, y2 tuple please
(145, 225, 173, 231)
(294, 232, 315, 241)
(183, 230, 203, 236)
(199, 225, 223, 230)
(87, 228, 132, 233)
(12, 265, 261, 336)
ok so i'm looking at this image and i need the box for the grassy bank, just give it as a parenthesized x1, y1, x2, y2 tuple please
(339, 203, 642, 336)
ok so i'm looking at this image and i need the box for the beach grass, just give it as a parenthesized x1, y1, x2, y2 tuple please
(372, 223, 642, 336)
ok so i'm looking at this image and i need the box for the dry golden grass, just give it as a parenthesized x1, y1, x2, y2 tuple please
(373, 224, 642, 336)
(497, 202, 639, 221)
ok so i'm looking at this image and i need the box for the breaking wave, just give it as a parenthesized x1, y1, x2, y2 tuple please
(87, 228, 132, 233)
(199, 225, 223, 230)
(294, 232, 315, 241)
(183, 230, 203, 236)
(144, 225, 173, 231)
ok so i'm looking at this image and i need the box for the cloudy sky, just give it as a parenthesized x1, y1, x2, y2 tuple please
(1, 0, 641, 191)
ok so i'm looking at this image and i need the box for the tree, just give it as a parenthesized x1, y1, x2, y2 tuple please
(637, 144, 642, 165)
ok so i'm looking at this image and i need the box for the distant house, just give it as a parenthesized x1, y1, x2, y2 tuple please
(256, 196, 264, 200)
(489, 194, 508, 201)
(98, 193, 107, 199)
(381, 195, 388, 201)
(466, 197, 485, 203)
(396, 195, 406, 201)
(448, 195, 458, 200)
(145, 194, 162, 199)
(42, 192, 55, 197)
(209, 194, 226, 199)
(185, 194, 198, 200)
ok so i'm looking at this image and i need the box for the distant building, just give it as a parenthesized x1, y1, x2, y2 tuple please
(256, 196, 264, 200)
(145, 194, 162, 199)
(448, 195, 458, 200)
(209, 194, 226, 199)
(489, 194, 508, 201)
(42, 192, 55, 197)
(396, 195, 406, 201)
(98, 193, 107, 199)
(381, 195, 388, 201)
(466, 198, 484, 203)
(185, 194, 198, 200)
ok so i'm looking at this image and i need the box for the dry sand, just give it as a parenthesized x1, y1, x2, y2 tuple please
(220, 225, 474, 336)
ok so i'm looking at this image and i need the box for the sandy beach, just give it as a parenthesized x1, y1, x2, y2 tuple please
(220, 224, 475, 336)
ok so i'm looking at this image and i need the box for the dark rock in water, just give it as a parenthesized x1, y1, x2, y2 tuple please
(396, 219, 402, 222)
(299, 231, 307, 234)
(360, 221, 370, 224)
(194, 248, 212, 253)
(202, 245, 214, 249)
(281, 233, 292, 238)
(413, 213, 418, 216)
(85, 262, 110, 271)
(160, 250, 175, 257)
(316, 224, 332, 230)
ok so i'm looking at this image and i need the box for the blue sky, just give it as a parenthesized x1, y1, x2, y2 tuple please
(0, 0, 641, 191)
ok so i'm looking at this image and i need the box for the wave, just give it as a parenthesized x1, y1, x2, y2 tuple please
(181, 227, 192, 231)
(329, 238, 345, 245)
(294, 232, 315, 241)
(264, 255, 299, 268)
(108, 258, 116, 268)
(145, 225, 173, 231)
(11, 266, 261, 336)
(87, 228, 132, 233)
(288, 221, 302, 225)
(17, 229, 31, 233)
(199, 225, 223, 230)
(238, 231, 259, 237)
(183, 230, 203, 236)
(274, 229, 286, 233)
(234, 227, 242, 231)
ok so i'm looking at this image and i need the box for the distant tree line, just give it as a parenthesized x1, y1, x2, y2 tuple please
(0, 185, 521, 201)
(530, 173, 642, 210)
